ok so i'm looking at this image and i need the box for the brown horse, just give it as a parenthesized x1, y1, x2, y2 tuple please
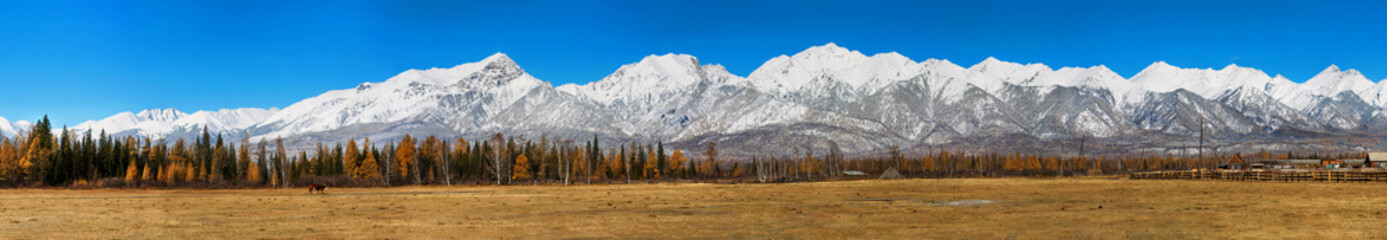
(308, 184, 327, 194)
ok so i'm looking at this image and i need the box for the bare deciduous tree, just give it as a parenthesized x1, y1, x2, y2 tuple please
(490, 133, 506, 185)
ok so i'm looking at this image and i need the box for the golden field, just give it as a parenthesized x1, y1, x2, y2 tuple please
(2, 178, 1387, 239)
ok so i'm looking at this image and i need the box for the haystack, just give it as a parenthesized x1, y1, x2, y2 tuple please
(879, 167, 904, 180)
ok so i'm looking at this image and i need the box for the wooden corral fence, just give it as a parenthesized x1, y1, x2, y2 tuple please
(1130, 169, 1387, 182)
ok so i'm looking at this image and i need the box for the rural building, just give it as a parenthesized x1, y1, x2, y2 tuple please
(1262, 159, 1326, 169)
(1369, 152, 1387, 168)
(1258, 152, 1387, 169)
(1220, 154, 1246, 170)
(1322, 159, 1348, 168)
(879, 167, 904, 180)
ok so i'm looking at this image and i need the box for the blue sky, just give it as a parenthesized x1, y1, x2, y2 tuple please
(1, 0, 1385, 127)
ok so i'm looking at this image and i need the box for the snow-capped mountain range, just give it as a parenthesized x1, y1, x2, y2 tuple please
(7, 43, 1387, 155)
(66, 108, 278, 140)
(0, 117, 30, 138)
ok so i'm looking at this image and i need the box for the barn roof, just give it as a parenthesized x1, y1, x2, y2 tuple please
(1227, 154, 1244, 164)
(1334, 159, 1368, 164)
(1262, 159, 1324, 165)
(1369, 152, 1387, 161)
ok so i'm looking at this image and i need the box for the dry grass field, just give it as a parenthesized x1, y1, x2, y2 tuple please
(3, 178, 1387, 239)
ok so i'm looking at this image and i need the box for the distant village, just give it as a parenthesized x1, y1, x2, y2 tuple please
(1219, 152, 1387, 170)
(1135, 152, 1387, 182)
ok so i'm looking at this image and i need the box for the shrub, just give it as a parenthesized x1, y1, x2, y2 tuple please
(294, 175, 383, 188)
(98, 177, 126, 188)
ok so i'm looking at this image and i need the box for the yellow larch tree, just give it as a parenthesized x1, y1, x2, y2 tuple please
(644, 150, 659, 179)
(140, 164, 153, 182)
(162, 162, 177, 185)
(185, 162, 199, 182)
(344, 139, 360, 179)
(0, 138, 16, 182)
(246, 158, 262, 184)
(669, 150, 686, 177)
(513, 154, 531, 181)
(124, 160, 139, 185)
(358, 139, 382, 181)
(395, 135, 416, 183)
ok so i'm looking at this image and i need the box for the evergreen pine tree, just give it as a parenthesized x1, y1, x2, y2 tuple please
(657, 141, 667, 177)
(23, 116, 53, 185)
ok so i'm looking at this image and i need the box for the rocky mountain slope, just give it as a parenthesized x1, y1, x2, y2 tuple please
(22, 43, 1387, 156)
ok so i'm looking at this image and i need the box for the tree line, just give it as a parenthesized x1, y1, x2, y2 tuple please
(0, 116, 1249, 188)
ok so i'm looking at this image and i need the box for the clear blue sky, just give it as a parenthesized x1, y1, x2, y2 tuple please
(2, 0, 1385, 127)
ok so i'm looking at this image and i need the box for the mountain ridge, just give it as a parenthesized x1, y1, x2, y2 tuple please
(13, 43, 1387, 156)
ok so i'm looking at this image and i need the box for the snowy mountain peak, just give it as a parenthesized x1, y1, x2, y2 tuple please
(1218, 63, 1268, 75)
(1050, 64, 1142, 104)
(747, 43, 877, 92)
(482, 52, 512, 63)
(870, 52, 911, 64)
(971, 56, 1015, 70)
(1131, 61, 1192, 93)
(0, 116, 14, 137)
(921, 58, 955, 67)
(479, 52, 521, 72)
(379, 52, 529, 88)
(969, 57, 1007, 70)
(72, 107, 277, 139)
(251, 52, 550, 140)
(135, 108, 188, 122)
(1053, 65, 1120, 79)
(1138, 61, 1179, 74)
(792, 43, 868, 62)
(558, 53, 715, 103)
(1314, 64, 1366, 78)
(476, 54, 530, 85)
(179, 108, 279, 133)
(1130, 61, 1288, 102)
(11, 121, 31, 134)
(1317, 65, 1368, 81)
(1345, 69, 1363, 78)
(1304, 64, 1375, 97)
(636, 53, 699, 69)
(604, 53, 704, 87)
(973, 57, 1049, 71)
(802, 42, 847, 54)
(970, 57, 1055, 86)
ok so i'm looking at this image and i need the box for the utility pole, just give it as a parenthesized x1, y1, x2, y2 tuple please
(1079, 134, 1086, 161)
(1199, 117, 1205, 167)
(1079, 133, 1086, 172)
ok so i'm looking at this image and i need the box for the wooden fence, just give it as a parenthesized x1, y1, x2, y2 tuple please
(1130, 169, 1387, 182)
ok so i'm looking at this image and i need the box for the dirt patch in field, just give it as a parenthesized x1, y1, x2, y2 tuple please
(846, 198, 996, 206)
(326, 190, 480, 196)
